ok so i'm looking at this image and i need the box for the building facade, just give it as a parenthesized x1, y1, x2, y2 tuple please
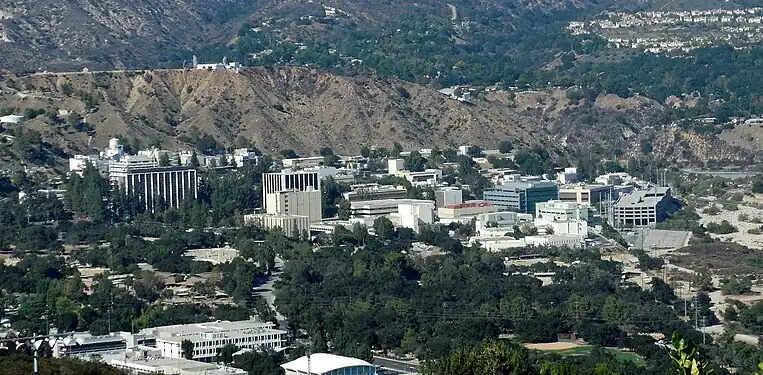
(262, 170, 321, 211)
(151, 320, 286, 363)
(245, 213, 311, 235)
(110, 163, 198, 212)
(349, 199, 433, 217)
(435, 187, 463, 208)
(343, 184, 408, 202)
(483, 181, 558, 214)
(534, 201, 593, 226)
(266, 189, 322, 223)
(613, 187, 678, 227)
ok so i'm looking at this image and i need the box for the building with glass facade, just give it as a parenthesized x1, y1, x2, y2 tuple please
(483, 181, 559, 214)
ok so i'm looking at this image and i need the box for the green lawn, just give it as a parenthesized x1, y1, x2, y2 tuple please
(543, 345, 645, 366)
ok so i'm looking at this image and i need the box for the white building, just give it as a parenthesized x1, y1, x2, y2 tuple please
(534, 200, 593, 227)
(282, 156, 325, 169)
(437, 201, 498, 224)
(473, 234, 584, 252)
(0, 114, 24, 124)
(109, 158, 198, 211)
(69, 154, 102, 176)
(388, 158, 404, 174)
(557, 167, 578, 184)
(109, 353, 247, 375)
(398, 202, 435, 233)
(350, 199, 433, 217)
(548, 219, 588, 237)
(475, 211, 532, 236)
(435, 187, 463, 208)
(245, 213, 310, 236)
(262, 170, 320, 204)
(343, 184, 407, 202)
(151, 319, 286, 363)
(281, 353, 376, 375)
(266, 189, 322, 223)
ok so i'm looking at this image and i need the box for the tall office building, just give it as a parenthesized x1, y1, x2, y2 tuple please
(266, 189, 322, 223)
(483, 181, 558, 214)
(110, 157, 197, 212)
(262, 170, 322, 221)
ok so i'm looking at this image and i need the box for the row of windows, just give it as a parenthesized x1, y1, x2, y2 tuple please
(193, 334, 281, 348)
(194, 342, 280, 356)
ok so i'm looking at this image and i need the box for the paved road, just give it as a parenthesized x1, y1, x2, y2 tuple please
(373, 356, 420, 375)
(447, 4, 457, 21)
(254, 256, 285, 321)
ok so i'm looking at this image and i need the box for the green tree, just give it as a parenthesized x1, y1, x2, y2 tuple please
(499, 140, 514, 154)
(159, 153, 171, 167)
(360, 146, 371, 158)
(190, 151, 200, 167)
(337, 200, 351, 220)
(181, 339, 195, 360)
(216, 344, 238, 365)
(373, 217, 395, 241)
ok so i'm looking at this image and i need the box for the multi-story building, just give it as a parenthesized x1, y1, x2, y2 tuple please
(266, 189, 322, 223)
(613, 187, 678, 227)
(110, 157, 198, 211)
(535, 200, 593, 226)
(558, 184, 614, 206)
(282, 156, 325, 169)
(483, 181, 558, 214)
(437, 201, 497, 224)
(262, 170, 320, 205)
(435, 187, 463, 208)
(343, 184, 408, 202)
(244, 213, 311, 235)
(151, 319, 286, 363)
(398, 202, 435, 233)
(350, 199, 433, 217)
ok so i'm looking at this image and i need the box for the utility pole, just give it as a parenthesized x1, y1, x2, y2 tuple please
(694, 295, 700, 330)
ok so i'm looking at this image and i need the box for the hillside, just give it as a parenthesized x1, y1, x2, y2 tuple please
(0, 0, 262, 72)
(0, 68, 750, 172)
(0, 68, 550, 162)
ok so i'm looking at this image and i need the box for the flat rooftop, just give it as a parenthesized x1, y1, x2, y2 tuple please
(350, 199, 434, 208)
(149, 320, 286, 344)
(615, 187, 670, 207)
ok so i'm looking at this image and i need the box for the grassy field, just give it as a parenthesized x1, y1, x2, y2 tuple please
(546, 345, 644, 365)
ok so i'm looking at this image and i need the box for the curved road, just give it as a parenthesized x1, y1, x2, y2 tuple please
(255, 256, 285, 321)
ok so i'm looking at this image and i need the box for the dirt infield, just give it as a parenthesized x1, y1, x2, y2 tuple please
(525, 342, 583, 350)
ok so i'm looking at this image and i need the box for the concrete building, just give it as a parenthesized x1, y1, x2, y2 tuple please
(437, 201, 497, 223)
(0, 114, 24, 124)
(281, 353, 376, 375)
(613, 187, 679, 227)
(343, 184, 407, 202)
(151, 319, 286, 363)
(435, 187, 463, 208)
(350, 199, 433, 217)
(556, 167, 578, 184)
(388, 158, 405, 174)
(548, 219, 588, 237)
(399, 169, 442, 185)
(69, 154, 103, 176)
(475, 211, 532, 236)
(473, 234, 584, 252)
(263, 170, 320, 199)
(534, 200, 593, 226)
(282, 156, 325, 169)
(483, 181, 558, 214)
(110, 161, 198, 212)
(244, 213, 310, 235)
(398, 202, 435, 233)
(262, 170, 321, 218)
(110, 356, 246, 375)
(558, 184, 614, 207)
(266, 189, 322, 223)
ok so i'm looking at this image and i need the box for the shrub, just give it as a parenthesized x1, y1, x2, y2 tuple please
(702, 205, 721, 215)
(706, 220, 737, 234)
